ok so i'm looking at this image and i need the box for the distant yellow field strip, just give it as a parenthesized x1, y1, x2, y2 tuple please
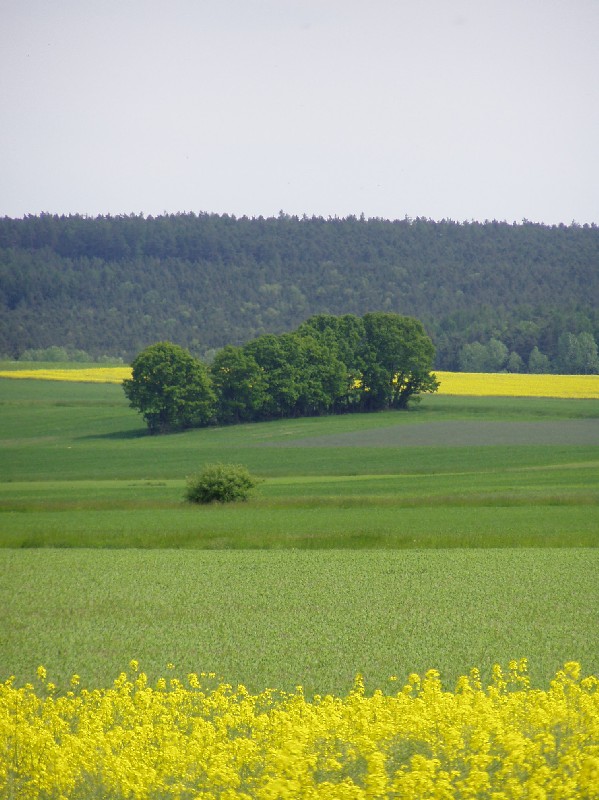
(0, 367, 131, 383)
(435, 371, 599, 399)
(1, 367, 599, 397)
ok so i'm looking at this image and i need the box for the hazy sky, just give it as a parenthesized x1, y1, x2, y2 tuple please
(1, 0, 598, 224)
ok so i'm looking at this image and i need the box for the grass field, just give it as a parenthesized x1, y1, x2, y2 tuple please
(1, 549, 597, 697)
(1, 373, 598, 698)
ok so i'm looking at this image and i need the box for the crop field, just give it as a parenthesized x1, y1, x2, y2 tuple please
(2, 363, 599, 397)
(1, 369, 598, 797)
(435, 369, 599, 398)
(2, 547, 597, 694)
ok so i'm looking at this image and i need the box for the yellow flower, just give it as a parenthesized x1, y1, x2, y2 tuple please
(564, 661, 581, 681)
(2, 660, 597, 799)
(187, 673, 201, 689)
(579, 756, 599, 798)
(0, 367, 131, 383)
(435, 371, 599, 399)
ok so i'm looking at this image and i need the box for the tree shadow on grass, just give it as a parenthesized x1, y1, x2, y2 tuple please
(77, 427, 150, 440)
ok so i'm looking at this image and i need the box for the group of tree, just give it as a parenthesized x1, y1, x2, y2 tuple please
(123, 312, 438, 433)
(14, 345, 123, 364)
(1, 213, 598, 373)
(456, 331, 599, 374)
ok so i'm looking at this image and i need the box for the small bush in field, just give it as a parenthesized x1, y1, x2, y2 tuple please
(185, 463, 259, 504)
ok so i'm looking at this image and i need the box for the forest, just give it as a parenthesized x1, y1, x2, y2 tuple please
(1, 212, 598, 372)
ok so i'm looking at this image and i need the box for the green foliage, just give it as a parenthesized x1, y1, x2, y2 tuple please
(128, 313, 436, 431)
(557, 332, 599, 374)
(458, 338, 509, 372)
(298, 314, 366, 411)
(492, 333, 599, 375)
(19, 345, 93, 362)
(242, 329, 349, 419)
(123, 342, 215, 433)
(209, 345, 268, 424)
(242, 333, 303, 419)
(360, 312, 438, 409)
(291, 333, 348, 417)
(2, 214, 599, 372)
(237, 312, 438, 419)
(506, 351, 524, 372)
(528, 346, 551, 373)
(185, 463, 258, 504)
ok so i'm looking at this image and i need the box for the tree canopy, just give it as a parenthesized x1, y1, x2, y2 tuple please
(1, 213, 598, 373)
(124, 313, 438, 432)
(123, 342, 215, 433)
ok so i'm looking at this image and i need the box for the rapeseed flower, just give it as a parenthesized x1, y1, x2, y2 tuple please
(1, 661, 597, 798)
(2, 367, 598, 398)
(435, 371, 599, 399)
(0, 367, 131, 383)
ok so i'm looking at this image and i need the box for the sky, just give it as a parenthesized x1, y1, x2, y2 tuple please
(1, 0, 598, 225)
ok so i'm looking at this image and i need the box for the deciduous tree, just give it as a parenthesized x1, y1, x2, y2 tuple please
(123, 342, 215, 433)
(210, 345, 267, 424)
(359, 313, 438, 410)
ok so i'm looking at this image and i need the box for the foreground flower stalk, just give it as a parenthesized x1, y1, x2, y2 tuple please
(1, 660, 598, 799)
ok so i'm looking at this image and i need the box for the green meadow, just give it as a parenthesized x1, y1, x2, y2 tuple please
(1, 375, 598, 694)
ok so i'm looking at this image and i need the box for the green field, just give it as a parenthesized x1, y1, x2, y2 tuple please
(1, 376, 598, 694)
(2, 549, 596, 697)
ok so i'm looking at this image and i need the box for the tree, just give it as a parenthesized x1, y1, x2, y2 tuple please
(210, 345, 268, 424)
(528, 346, 551, 374)
(506, 351, 524, 373)
(291, 332, 347, 416)
(486, 338, 509, 371)
(575, 332, 599, 373)
(123, 342, 215, 433)
(297, 312, 438, 412)
(298, 313, 366, 409)
(557, 332, 599, 374)
(458, 338, 508, 372)
(458, 341, 490, 372)
(359, 313, 438, 410)
(242, 334, 301, 419)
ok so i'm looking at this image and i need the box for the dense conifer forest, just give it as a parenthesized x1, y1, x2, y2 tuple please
(1, 213, 598, 371)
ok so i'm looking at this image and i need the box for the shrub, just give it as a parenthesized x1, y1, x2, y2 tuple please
(185, 463, 259, 504)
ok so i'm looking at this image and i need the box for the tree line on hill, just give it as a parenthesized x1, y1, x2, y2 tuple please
(123, 313, 438, 433)
(1, 212, 598, 373)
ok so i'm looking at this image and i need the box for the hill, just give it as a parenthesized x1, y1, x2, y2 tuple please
(1, 213, 598, 370)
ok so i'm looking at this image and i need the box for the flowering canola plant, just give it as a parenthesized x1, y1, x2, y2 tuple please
(0, 367, 131, 384)
(435, 371, 599, 399)
(2, 661, 598, 799)
(1, 367, 598, 398)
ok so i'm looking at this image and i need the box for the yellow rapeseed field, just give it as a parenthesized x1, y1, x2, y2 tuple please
(0, 367, 131, 384)
(435, 371, 599, 399)
(1, 367, 599, 397)
(2, 661, 597, 799)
